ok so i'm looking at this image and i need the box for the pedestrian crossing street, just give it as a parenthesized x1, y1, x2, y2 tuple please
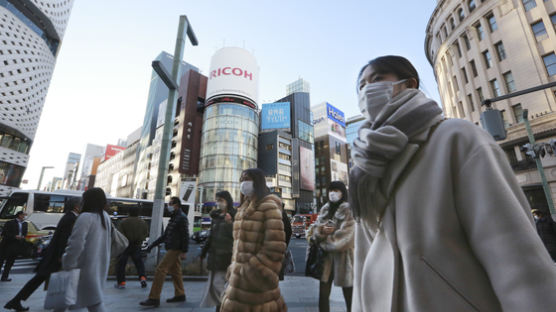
(10, 258, 39, 274)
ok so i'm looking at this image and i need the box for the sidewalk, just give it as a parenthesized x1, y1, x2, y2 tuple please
(0, 273, 348, 311)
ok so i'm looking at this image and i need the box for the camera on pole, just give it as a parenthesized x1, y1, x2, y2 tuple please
(521, 143, 537, 159)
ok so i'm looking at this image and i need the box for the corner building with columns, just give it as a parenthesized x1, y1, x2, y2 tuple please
(0, 0, 75, 195)
(426, 0, 556, 212)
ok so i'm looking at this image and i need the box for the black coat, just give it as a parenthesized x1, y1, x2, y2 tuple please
(201, 208, 236, 271)
(279, 209, 292, 281)
(536, 216, 556, 261)
(152, 209, 189, 252)
(0, 219, 28, 257)
(36, 211, 77, 275)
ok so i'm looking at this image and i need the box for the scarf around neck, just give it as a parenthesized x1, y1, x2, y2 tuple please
(349, 88, 443, 232)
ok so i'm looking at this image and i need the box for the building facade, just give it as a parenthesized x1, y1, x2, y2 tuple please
(198, 47, 260, 205)
(0, 0, 75, 195)
(426, 0, 556, 212)
(62, 152, 80, 189)
(312, 102, 349, 209)
(77, 143, 105, 191)
(346, 114, 365, 170)
(286, 78, 310, 96)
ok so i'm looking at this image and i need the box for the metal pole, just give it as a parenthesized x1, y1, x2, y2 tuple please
(146, 16, 189, 269)
(522, 110, 556, 216)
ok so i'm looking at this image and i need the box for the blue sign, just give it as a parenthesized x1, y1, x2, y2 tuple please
(261, 102, 291, 130)
(326, 102, 345, 127)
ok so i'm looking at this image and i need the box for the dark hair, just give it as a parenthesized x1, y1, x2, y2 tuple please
(64, 197, 81, 213)
(15, 211, 25, 217)
(328, 181, 348, 203)
(81, 188, 107, 229)
(358, 55, 420, 90)
(216, 190, 234, 212)
(169, 197, 181, 206)
(241, 168, 270, 203)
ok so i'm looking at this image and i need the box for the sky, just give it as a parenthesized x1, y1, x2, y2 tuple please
(22, 0, 440, 189)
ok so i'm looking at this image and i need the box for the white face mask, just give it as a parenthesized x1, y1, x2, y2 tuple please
(328, 191, 342, 203)
(359, 79, 407, 121)
(240, 181, 254, 196)
(217, 201, 227, 210)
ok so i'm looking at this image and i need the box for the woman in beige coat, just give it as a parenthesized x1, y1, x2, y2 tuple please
(220, 168, 287, 312)
(350, 55, 556, 311)
(312, 181, 354, 312)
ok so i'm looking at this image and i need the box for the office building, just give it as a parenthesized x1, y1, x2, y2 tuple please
(312, 102, 349, 208)
(286, 78, 310, 96)
(62, 152, 81, 190)
(426, 0, 556, 210)
(346, 114, 365, 170)
(0, 0, 75, 195)
(77, 144, 105, 191)
(198, 47, 260, 204)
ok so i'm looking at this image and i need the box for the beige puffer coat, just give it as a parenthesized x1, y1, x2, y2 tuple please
(221, 194, 287, 312)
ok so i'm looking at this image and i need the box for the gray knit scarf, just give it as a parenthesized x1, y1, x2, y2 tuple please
(349, 88, 443, 232)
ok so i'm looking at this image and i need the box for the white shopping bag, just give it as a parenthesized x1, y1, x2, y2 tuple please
(44, 269, 80, 310)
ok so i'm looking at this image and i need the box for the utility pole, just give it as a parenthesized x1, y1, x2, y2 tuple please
(146, 15, 198, 269)
(522, 109, 555, 215)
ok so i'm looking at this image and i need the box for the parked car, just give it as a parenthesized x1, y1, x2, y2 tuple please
(191, 229, 210, 244)
(0, 220, 52, 259)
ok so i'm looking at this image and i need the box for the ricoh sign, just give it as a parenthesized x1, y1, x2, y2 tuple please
(206, 47, 259, 107)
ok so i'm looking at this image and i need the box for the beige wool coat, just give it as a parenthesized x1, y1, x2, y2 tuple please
(221, 194, 287, 312)
(353, 119, 556, 311)
(312, 202, 355, 287)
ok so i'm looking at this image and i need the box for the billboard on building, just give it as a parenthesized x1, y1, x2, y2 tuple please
(261, 102, 291, 130)
(326, 102, 346, 127)
(104, 144, 125, 161)
(299, 146, 315, 191)
(206, 47, 259, 107)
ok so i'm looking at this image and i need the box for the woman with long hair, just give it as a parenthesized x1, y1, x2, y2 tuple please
(350, 55, 556, 311)
(61, 188, 111, 312)
(200, 190, 236, 311)
(220, 168, 287, 312)
(312, 181, 354, 312)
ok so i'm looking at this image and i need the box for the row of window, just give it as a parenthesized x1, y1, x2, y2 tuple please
(0, 131, 30, 154)
(437, 0, 488, 45)
(0, 161, 24, 187)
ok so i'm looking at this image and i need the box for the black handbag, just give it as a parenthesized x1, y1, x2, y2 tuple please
(305, 240, 326, 279)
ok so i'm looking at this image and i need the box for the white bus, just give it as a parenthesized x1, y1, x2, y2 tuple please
(0, 190, 171, 234)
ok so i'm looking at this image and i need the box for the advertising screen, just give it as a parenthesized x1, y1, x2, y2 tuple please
(261, 102, 291, 130)
(299, 146, 315, 191)
(206, 47, 259, 106)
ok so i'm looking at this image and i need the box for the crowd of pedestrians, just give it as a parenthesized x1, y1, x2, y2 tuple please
(2, 55, 556, 311)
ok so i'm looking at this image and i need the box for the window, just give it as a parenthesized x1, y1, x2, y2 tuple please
(442, 25, 448, 38)
(462, 34, 471, 50)
(469, 0, 477, 12)
(543, 53, 556, 76)
(454, 41, 462, 57)
(500, 110, 510, 128)
(522, 0, 536, 11)
(503, 72, 517, 93)
(486, 13, 497, 32)
(0, 193, 28, 219)
(470, 60, 478, 77)
(467, 94, 475, 112)
(512, 104, 524, 123)
(490, 79, 502, 97)
(551, 13, 556, 30)
(458, 8, 465, 22)
(495, 41, 506, 61)
(297, 120, 314, 144)
(453, 75, 459, 92)
(461, 67, 469, 83)
(483, 50, 493, 68)
(0, 161, 25, 187)
(531, 20, 547, 39)
(475, 22, 484, 41)
(450, 18, 456, 30)
(477, 87, 484, 102)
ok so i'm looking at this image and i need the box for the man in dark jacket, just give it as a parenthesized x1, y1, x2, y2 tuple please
(0, 211, 28, 282)
(140, 197, 189, 307)
(115, 208, 149, 289)
(4, 198, 80, 312)
(532, 209, 556, 261)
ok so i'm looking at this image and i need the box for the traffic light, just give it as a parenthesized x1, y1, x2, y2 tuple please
(548, 139, 556, 155)
(534, 144, 546, 158)
(521, 143, 537, 159)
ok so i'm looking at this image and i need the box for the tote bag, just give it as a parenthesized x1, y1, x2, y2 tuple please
(44, 269, 80, 309)
(305, 241, 326, 279)
(111, 226, 129, 258)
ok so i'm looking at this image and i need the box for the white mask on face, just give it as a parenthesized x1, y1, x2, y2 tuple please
(217, 201, 227, 210)
(328, 191, 342, 203)
(240, 181, 254, 196)
(358, 79, 407, 121)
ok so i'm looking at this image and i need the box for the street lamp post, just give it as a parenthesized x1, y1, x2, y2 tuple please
(146, 15, 198, 269)
(37, 166, 54, 190)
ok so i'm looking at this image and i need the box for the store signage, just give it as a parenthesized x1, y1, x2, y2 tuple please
(326, 102, 346, 127)
(261, 102, 291, 130)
